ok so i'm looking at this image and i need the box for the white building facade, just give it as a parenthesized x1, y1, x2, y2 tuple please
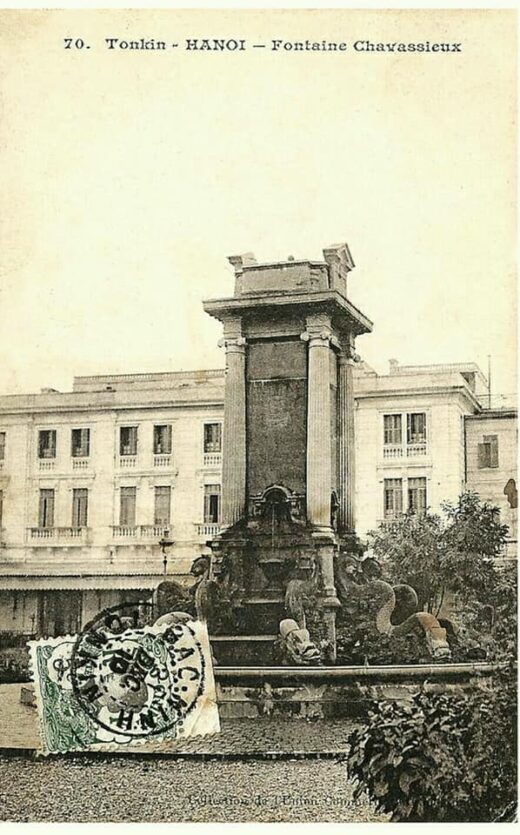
(0, 360, 516, 637)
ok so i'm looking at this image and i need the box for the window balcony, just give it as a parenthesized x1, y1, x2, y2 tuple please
(383, 443, 428, 460)
(112, 524, 171, 541)
(118, 456, 137, 469)
(27, 526, 89, 545)
(153, 454, 171, 468)
(203, 452, 222, 467)
(38, 460, 56, 472)
(407, 443, 427, 457)
(72, 458, 90, 471)
(195, 522, 220, 539)
(383, 445, 403, 459)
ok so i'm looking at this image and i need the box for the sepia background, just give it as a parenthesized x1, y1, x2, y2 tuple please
(0, 8, 516, 400)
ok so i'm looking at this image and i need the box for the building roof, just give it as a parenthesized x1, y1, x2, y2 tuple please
(465, 408, 518, 420)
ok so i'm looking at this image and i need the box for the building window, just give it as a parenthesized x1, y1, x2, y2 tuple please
(0, 490, 3, 528)
(408, 477, 427, 515)
(154, 486, 171, 526)
(478, 435, 499, 469)
(119, 487, 137, 526)
(0, 432, 5, 461)
(71, 428, 90, 458)
(39, 489, 55, 528)
(204, 484, 221, 524)
(119, 426, 138, 456)
(154, 425, 172, 455)
(383, 415, 402, 445)
(72, 488, 88, 527)
(384, 478, 402, 519)
(204, 423, 222, 453)
(407, 413, 427, 445)
(38, 430, 57, 459)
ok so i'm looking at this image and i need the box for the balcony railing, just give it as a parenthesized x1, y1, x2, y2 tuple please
(383, 443, 427, 459)
(153, 454, 171, 468)
(72, 458, 90, 470)
(38, 460, 56, 471)
(118, 456, 137, 468)
(112, 525, 170, 540)
(203, 452, 222, 467)
(407, 443, 427, 457)
(383, 445, 403, 459)
(27, 526, 89, 544)
(195, 522, 220, 538)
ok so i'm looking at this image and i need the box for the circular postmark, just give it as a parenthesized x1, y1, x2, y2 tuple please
(70, 602, 205, 738)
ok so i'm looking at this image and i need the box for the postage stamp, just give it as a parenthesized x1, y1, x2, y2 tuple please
(28, 605, 220, 755)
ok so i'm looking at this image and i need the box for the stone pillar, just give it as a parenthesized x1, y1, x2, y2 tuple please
(302, 315, 336, 531)
(219, 319, 247, 528)
(314, 535, 340, 663)
(338, 348, 356, 533)
(302, 314, 340, 662)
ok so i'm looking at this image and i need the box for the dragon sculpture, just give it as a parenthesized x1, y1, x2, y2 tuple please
(335, 552, 452, 661)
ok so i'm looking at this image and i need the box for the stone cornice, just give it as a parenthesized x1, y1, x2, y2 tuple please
(203, 290, 373, 336)
(355, 384, 482, 411)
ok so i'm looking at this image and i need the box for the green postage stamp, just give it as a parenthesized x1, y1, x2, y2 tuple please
(28, 605, 220, 755)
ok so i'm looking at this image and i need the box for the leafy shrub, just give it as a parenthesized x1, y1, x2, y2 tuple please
(0, 646, 31, 682)
(335, 619, 431, 665)
(347, 668, 517, 821)
(0, 631, 35, 650)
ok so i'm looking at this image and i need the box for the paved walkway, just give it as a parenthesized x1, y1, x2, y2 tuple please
(0, 685, 39, 750)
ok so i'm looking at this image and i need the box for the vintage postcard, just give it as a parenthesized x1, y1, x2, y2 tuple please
(0, 6, 516, 826)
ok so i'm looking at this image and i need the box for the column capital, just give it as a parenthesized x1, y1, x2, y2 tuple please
(218, 336, 247, 352)
(338, 350, 360, 366)
(300, 330, 339, 350)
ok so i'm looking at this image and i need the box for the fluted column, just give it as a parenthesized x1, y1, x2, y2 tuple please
(219, 324, 247, 528)
(302, 325, 334, 530)
(338, 350, 356, 532)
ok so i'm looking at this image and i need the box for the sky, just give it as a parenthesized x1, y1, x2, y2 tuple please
(0, 8, 516, 402)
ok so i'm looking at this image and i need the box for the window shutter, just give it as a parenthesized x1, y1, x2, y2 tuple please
(120, 487, 136, 526)
(204, 484, 221, 523)
(485, 435, 499, 468)
(39, 489, 55, 528)
(395, 482, 403, 513)
(72, 489, 88, 527)
(154, 486, 171, 526)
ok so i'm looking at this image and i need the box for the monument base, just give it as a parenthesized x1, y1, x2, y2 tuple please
(214, 662, 501, 719)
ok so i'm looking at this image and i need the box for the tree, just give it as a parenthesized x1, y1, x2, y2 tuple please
(368, 511, 444, 611)
(368, 492, 510, 619)
(440, 491, 509, 605)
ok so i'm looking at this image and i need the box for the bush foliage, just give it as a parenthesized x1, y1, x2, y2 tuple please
(347, 667, 517, 821)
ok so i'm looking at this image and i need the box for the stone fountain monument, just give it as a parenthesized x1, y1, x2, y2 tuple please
(202, 244, 373, 665)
